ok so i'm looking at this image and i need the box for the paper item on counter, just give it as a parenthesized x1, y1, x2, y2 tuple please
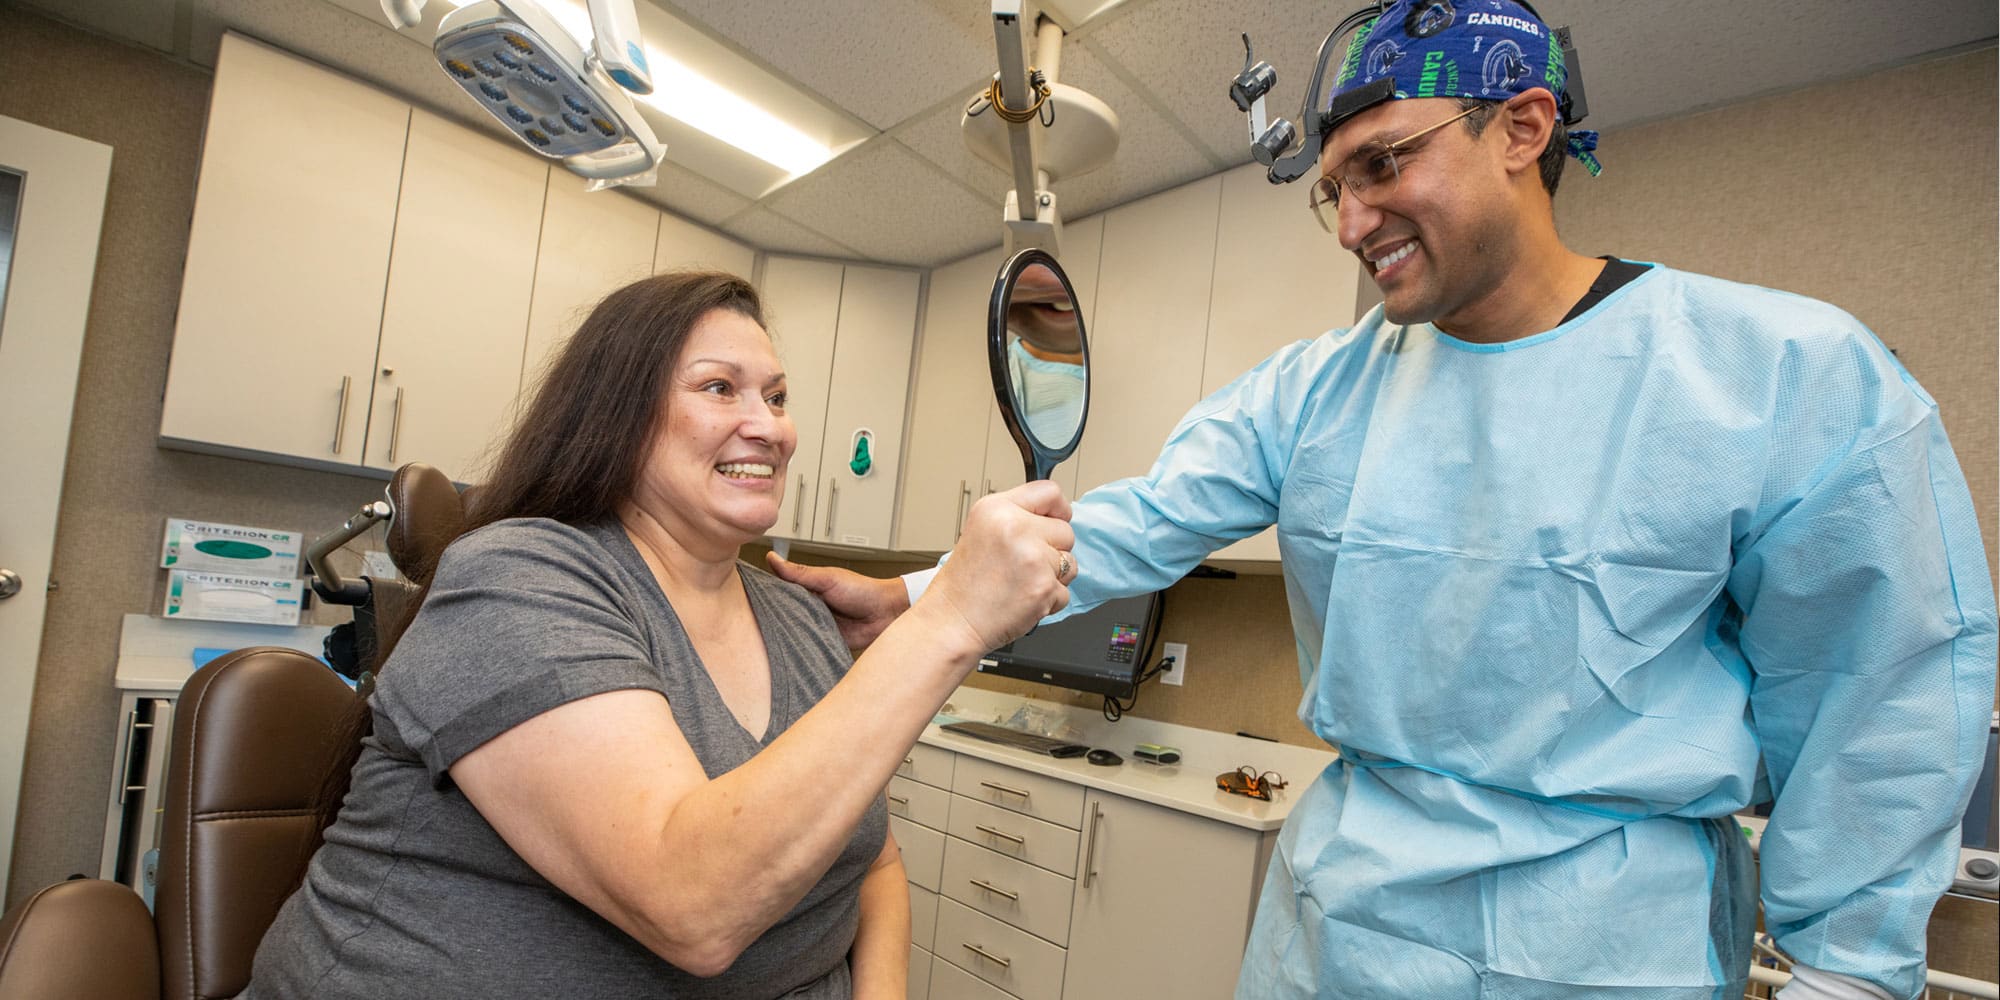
(164, 571, 304, 626)
(161, 518, 301, 577)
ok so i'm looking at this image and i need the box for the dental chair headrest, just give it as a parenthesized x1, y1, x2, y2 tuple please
(385, 463, 466, 588)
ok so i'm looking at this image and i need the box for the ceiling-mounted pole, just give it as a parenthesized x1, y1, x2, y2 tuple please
(992, 0, 1038, 223)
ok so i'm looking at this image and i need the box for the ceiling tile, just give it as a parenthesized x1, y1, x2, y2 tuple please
(642, 158, 755, 226)
(765, 140, 1001, 266)
(896, 95, 1014, 204)
(720, 207, 860, 260)
(1046, 40, 1221, 220)
(663, 0, 991, 130)
(1086, 0, 1331, 167)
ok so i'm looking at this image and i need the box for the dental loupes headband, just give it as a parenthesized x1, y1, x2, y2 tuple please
(1230, 0, 1597, 186)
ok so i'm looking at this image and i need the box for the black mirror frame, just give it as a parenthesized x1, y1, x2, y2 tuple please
(988, 248, 1091, 483)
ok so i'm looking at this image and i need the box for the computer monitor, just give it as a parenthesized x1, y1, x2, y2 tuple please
(975, 591, 1164, 698)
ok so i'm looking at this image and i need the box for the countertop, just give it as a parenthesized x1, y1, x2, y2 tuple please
(917, 687, 1336, 832)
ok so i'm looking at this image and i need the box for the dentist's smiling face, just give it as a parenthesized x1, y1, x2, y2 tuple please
(635, 308, 796, 547)
(1322, 96, 1518, 331)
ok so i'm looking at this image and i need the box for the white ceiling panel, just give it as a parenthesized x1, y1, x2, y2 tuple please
(22, 0, 177, 52)
(764, 140, 1002, 266)
(895, 94, 1014, 204)
(1044, 39, 1222, 219)
(644, 159, 756, 226)
(1086, 0, 1335, 166)
(661, 0, 992, 130)
(720, 206, 860, 260)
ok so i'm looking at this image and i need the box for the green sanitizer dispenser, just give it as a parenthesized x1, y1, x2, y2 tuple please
(848, 429, 874, 477)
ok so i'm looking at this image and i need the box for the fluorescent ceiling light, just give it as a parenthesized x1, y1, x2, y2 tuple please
(440, 0, 839, 176)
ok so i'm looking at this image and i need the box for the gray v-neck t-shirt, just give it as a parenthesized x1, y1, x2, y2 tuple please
(246, 518, 886, 999)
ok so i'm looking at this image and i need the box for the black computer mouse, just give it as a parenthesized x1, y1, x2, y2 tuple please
(1085, 749, 1123, 766)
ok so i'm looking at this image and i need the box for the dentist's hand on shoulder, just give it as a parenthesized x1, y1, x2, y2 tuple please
(768, 481, 1075, 654)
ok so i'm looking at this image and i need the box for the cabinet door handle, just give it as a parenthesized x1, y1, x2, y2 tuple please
(960, 942, 1012, 968)
(115, 709, 140, 805)
(386, 386, 406, 464)
(978, 780, 1029, 799)
(1082, 801, 1104, 888)
(974, 824, 1025, 846)
(902, 756, 915, 767)
(954, 480, 970, 542)
(824, 478, 839, 538)
(330, 375, 352, 455)
(968, 878, 1018, 901)
(791, 475, 808, 532)
(887, 794, 909, 806)
(984, 478, 995, 496)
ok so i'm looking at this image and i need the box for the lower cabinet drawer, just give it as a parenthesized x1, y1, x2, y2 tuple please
(929, 953, 1017, 1000)
(890, 774, 952, 829)
(948, 795, 1080, 877)
(910, 882, 939, 952)
(934, 897, 1066, 1000)
(910, 944, 932, 1000)
(893, 816, 946, 892)
(900, 741, 957, 789)
(940, 835, 1075, 946)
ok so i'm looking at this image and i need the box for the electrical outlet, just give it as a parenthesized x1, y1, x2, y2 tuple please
(1160, 641, 1188, 686)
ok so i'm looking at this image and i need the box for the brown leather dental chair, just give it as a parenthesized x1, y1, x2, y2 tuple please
(0, 647, 356, 1000)
(310, 461, 468, 678)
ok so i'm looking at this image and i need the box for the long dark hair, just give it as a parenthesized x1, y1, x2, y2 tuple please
(301, 270, 766, 870)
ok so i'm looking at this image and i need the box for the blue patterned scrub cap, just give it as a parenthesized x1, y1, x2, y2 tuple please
(1326, 0, 1601, 175)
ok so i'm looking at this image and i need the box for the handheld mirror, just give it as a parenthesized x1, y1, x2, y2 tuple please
(988, 249, 1090, 482)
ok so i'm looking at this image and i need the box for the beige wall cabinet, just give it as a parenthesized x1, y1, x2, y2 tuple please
(1061, 790, 1268, 999)
(897, 740, 1275, 1000)
(159, 34, 410, 467)
(364, 110, 548, 483)
(762, 257, 919, 549)
(519, 171, 660, 389)
(1070, 180, 1220, 501)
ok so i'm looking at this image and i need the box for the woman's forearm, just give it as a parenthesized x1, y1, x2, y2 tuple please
(850, 836, 911, 999)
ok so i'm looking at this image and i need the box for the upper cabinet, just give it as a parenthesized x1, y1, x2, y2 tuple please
(761, 258, 921, 549)
(1072, 178, 1221, 496)
(160, 36, 758, 487)
(159, 34, 409, 466)
(366, 110, 548, 481)
(520, 171, 660, 389)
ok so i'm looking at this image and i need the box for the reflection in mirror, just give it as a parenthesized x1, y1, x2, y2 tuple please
(990, 249, 1089, 482)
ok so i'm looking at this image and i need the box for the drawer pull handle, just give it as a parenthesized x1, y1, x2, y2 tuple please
(979, 780, 1030, 799)
(887, 794, 909, 806)
(903, 756, 915, 766)
(968, 878, 1018, 901)
(1082, 801, 1104, 889)
(961, 942, 1011, 968)
(974, 824, 1025, 845)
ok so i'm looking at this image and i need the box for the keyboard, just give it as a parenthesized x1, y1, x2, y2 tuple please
(940, 720, 1089, 758)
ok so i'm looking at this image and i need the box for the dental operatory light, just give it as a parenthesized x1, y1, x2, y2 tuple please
(1229, 0, 1590, 186)
(384, 0, 665, 187)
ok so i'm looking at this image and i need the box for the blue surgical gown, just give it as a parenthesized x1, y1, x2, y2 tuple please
(1060, 265, 1997, 999)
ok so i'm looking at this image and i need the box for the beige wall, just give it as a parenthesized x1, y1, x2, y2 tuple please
(1, 7, 388, 905)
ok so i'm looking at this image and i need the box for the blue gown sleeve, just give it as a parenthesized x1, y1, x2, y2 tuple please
(1727, 406, 1998, 999)
(1061, 338, 1319, 616)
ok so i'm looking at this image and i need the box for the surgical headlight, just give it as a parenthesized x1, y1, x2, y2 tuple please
(1229, 0, 1590, 186)
(390, 0, 665, 187)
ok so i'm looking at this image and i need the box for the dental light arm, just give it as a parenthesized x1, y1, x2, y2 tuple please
(385, 0, 665, 186)
(987, 1, 1062, 255)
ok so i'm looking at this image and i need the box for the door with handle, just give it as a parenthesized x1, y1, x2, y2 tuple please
(0, 115, 113, 897)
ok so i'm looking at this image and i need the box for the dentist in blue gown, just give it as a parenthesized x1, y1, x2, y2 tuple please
(773, 2, 1998, 996)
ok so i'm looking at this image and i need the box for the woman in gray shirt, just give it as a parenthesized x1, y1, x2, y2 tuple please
(247, 271, 1079, 998)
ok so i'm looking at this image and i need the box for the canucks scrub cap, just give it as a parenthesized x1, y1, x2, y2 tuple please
(1327, 0, 1601, 175)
